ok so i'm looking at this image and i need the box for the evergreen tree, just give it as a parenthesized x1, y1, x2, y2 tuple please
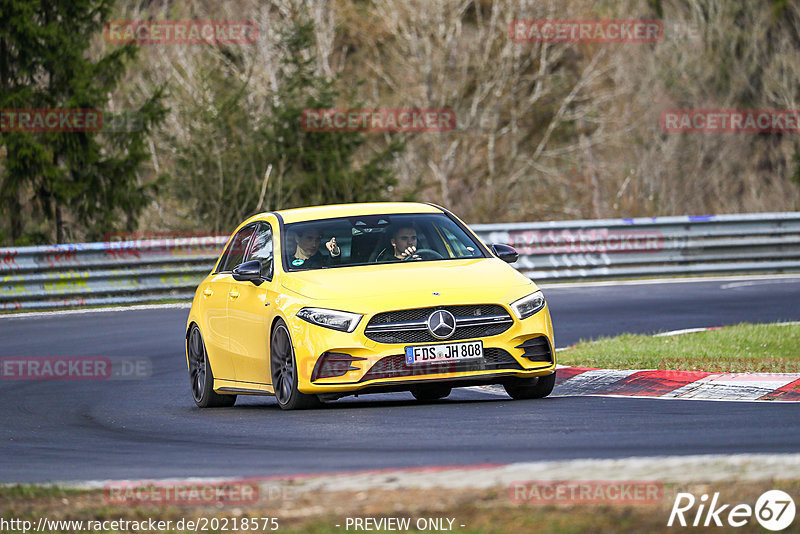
(0, 0, 166, 244)
(171, 19, 403, 233)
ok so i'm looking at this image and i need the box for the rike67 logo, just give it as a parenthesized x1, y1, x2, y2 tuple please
(668, 490, 796, 531)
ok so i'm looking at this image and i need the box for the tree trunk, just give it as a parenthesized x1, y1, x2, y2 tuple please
(55, 200, 63, 244)
(9, 192, 22, 244)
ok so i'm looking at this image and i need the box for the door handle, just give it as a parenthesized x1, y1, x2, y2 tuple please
(202, 288, 213, 297)
(228, 290, 240, 300)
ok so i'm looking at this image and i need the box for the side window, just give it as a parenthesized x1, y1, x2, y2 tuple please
(245, 223, 274, 279)
(439, 226, 469, 257)
(220, 226, 256, 272)
(412, 223, 434, 252)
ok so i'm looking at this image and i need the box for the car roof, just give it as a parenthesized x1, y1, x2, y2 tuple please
(272, 202, 443, 224)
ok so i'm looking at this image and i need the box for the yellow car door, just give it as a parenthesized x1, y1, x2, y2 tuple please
(227, 220, 278, 387)
(207, 224, 258, 381)
(197, 272, 235, 381)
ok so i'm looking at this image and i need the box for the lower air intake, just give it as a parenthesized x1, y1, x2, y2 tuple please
(360, 348, 523, 382)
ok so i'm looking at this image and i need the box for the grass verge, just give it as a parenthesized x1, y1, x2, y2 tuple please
(2, 480, 799, 533)
(557, 322, 800, 372)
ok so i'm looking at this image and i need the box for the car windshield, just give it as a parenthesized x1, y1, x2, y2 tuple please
(283, 213, 486, 271)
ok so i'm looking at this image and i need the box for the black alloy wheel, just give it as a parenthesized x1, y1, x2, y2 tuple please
(270, 319, 321, 410)
(187, 325, 236, 408)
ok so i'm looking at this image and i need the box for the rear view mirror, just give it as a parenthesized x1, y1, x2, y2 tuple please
(490, 244, 519, 263)
(232, 260, 264, 285)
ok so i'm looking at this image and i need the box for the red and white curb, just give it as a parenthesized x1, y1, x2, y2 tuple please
(552, 367, 800, 401)
(546, 323, 800, 401)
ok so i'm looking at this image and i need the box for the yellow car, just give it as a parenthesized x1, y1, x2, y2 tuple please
(185, 202, 555, 410)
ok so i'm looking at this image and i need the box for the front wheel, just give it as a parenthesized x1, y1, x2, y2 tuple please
(270, 320, 321, 410)
(503, 372, 556, 400)
(187, 325, 236, 408)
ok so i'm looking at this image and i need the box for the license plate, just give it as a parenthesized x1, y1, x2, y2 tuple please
(405, 340, 483, 365)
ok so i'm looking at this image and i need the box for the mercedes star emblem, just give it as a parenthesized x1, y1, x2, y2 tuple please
(426, 310, 457, 339)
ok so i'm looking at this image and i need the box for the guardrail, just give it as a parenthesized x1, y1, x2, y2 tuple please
(0, 236, 227, 310)
(1, 212, 799, 310)
(470, 211, 800, 281)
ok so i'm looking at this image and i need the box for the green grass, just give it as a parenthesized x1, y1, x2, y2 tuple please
(3, 481, 800, 533)
(557, 322, 800, 372)
(0, 485, 83, 500)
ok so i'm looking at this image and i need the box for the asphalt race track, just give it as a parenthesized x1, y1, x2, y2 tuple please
(1, 277, 799, 483)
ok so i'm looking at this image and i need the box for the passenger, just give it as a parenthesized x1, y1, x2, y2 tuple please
(290, 228, 340, 269)
(376, 225, 420, 262)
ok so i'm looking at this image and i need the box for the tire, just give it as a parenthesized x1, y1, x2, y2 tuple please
(503, 372, 556, 400)
(270, 319, 321, 410)
(187, 325, 237, 408)
(410, 384, 452, 401)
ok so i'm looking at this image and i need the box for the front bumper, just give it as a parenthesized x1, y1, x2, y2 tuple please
(289, 304, 556, 394)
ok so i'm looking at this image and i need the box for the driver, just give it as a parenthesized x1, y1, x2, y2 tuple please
(376, 225, 420, 262)
(290, 228, 340, 269)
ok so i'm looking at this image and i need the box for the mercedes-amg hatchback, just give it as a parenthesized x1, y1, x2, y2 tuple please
(185, 202, 555, 409)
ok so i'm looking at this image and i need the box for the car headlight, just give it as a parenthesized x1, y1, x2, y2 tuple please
(296, 307, 363, 333)
(510, 290, 545, 320)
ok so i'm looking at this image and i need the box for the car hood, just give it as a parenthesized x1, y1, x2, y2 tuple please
(280, 258, 537, 312)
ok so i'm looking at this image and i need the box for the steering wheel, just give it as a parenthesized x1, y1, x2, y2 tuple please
(402, 248, 444, 261)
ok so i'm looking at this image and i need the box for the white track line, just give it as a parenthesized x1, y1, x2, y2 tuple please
(721, 279, 800, 289)
(654, 327, 717, 337)
(540, 273, 800, 289)
(0, 302, 191, 320)
(654, 322, 800, 337)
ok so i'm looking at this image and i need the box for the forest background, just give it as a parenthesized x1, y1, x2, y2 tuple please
(2, 0, 799, 245)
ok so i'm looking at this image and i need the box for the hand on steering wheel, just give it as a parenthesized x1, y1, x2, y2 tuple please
(402, 248, 444, 261)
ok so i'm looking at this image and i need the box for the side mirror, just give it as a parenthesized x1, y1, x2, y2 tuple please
(491, 243, 519, 264)
(232, 260, 264, 285)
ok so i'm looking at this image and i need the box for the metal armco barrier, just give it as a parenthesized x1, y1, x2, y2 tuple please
(470, 212, 800, 281)
(1, 212, 799, 310)
(0, 236, 227, 310)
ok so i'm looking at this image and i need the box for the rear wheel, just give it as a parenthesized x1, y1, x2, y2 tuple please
(187, 325, 236, 408)
(503, 372, 556, 400)
(410, 384, 452, 401)
(270, 320, 321, 410)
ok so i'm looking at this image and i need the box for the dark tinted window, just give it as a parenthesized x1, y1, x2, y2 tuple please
(219, 225, 256, 272)
(283, 213, 485, 271)
(245, 223, 274, 279)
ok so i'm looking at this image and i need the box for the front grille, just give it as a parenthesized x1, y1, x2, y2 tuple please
(364, 304, 513, 344)
(370, 304, 507, 324)
(359, 348, 523, 382)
